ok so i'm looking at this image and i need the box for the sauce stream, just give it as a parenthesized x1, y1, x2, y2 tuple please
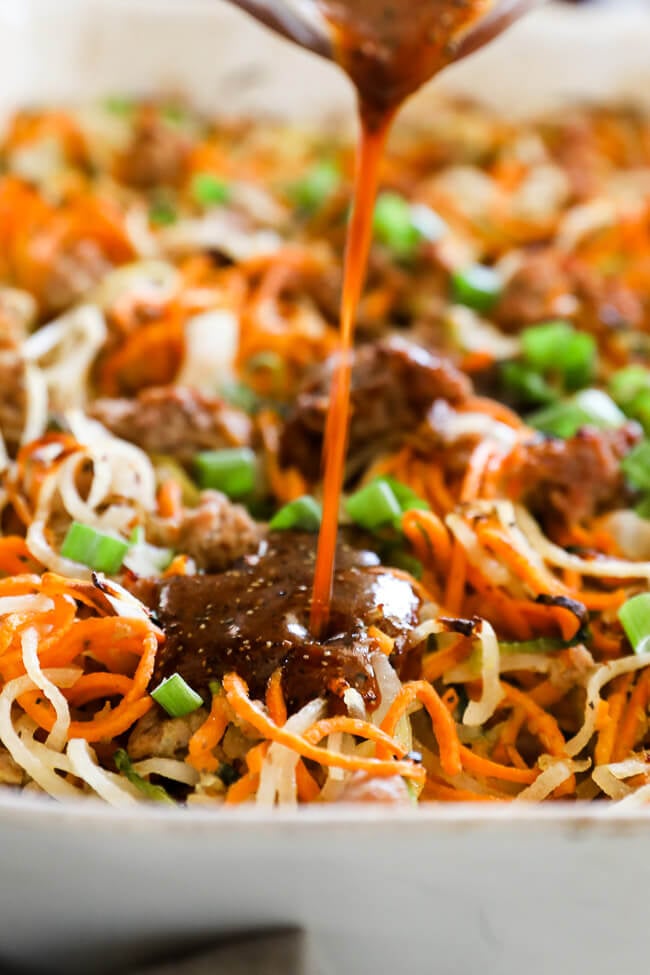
(309, 0, 490, 634)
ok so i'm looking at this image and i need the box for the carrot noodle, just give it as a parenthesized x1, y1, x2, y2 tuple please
(266, 668, 288, 726)
(188, 693, 229, 774)
(379, 681, 462, 777)
(223, 674, 425, 782)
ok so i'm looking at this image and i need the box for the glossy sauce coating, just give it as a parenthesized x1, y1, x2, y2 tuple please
(140, 533, 421, 712)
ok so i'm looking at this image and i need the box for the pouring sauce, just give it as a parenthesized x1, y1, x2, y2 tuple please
(308, 0, 493, 634)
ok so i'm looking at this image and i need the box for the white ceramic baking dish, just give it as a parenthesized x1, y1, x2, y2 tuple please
(1, 3, 650, 974)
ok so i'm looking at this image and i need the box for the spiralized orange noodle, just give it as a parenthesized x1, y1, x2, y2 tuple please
(2, 97, 650, 807)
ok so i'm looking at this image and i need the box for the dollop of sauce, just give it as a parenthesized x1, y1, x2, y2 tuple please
(138, 532, 421, 713)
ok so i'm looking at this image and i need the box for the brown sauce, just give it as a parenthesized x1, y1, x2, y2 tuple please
(137, 532, 420, 713)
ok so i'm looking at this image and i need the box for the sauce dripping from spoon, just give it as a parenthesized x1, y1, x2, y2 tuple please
(309, 0, 496, 635)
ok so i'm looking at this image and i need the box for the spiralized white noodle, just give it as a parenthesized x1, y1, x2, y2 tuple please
(342, 688, 367, 721)
(23, 305, 107, 411)
(440, 410, 519, 451)
(20, 628, 71, 752)
(516, 758, 591, 802)
(15, 716, 75, 775)
(176, 308, 239, 393)
(26, 412, 157, 577)
(0, 670, 82, 799)
(446, 652, 552, 684)
(611, 783, 650, 810)
(463, 621, 504, 727)
(446, 513, 512, 588)
(0, 594, 53, 616)
(131, 758, 199, 787)
(256, 697, 326, 808)
(566, 651, 650, 758)
(446, 305, 520, 361)
(371, 651, 412, 754)
(67, 739, 139, 807)
(515, 506, 650, 581)
(159, 213, 282, 262)
(593, 759, 648, 800)
(21, 364, 48, 445)
(88, 260, 180, 309)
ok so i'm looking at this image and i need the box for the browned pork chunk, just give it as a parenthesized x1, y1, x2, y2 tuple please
(43, 239, 112, 313)
(279, 336, 471, 479)
(150, 490, 264, 573)
(89, 386, 252, 464)
(496, 250, 642, 334)
(134, 532, 421, 714)
(501, 423, 641, 523)
(119, 110, 190, 189)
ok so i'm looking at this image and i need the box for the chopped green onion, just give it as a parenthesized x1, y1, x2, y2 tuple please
(378, 476, 429, 513)
(219, 380, 259, 415)
(288, 160, 340, 213)
(61, 522, 129, 574)
(627, 388, 650, 435)
(103, 96, 134, 116)
(149, 200, 177, 226)
(573, 389, 626, 427)
(151, 673, 203, 718)
(409, 204, 447, 243)
(269, 495, 322, 532)
(373, 192, 425, 260)
(609, 365, 650, 410)
(618, 593, 650, 653)
(194, 447, 257, 499)
(161, 103, 187, 126)
(245, 351, 285, 387)
(621, 441, 650, 493)
(451, 264, 502, 313)
(500, 361, 557, 406)
(522, 320, 596, 390)
(129, 525, 144, 545)
(530, 389, 625, 439)
(191, 172, 230, 207)
(346, 480, 402, 531)
(114, 750, 174, 804)
(635, 495, 650, 520)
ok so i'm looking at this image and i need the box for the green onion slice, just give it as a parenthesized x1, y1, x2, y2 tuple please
(618, 593, 650, 653)
(500, 361, 557, 406)
(194, 447, 257, 499)
(149, 200, 177, 226)
(191, 172, 230, 207)
(609, 365, 650, 409)
(114, 750, 174, 804)
(61, 522, 129, 575)
(522, 320, 596, 390)
(346, 480, 402, 531)
(288, 160, 341, 213)
(621, 441, 650, 493)
(151, 673, 204, 718)
(530, 389, 625, 439)
(373, 192, 441, 260)
(451, 264, 502, 313)
(269, 495, 322, 532)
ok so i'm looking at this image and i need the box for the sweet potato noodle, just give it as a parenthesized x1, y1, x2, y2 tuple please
(1, 98, 650, 806)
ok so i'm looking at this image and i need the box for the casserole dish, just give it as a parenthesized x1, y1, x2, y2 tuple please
(1, 2, 650, 973)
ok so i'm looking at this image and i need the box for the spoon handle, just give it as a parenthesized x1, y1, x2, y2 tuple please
(455, 0, 548, 60)
(225, 0, 332, 58)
